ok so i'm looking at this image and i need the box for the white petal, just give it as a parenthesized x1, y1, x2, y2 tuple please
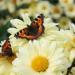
(70, 50, 75, 61)
(70, 23, 75, 32)
(21, 14, 31, 25)
(7, 28, 18, 35)
(10, 19, 26, 29)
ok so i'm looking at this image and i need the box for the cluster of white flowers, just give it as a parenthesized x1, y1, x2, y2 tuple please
(0, 0, 75, 75)
(18, 0, 75, 19)
(0, 0, 75, 29)
(0, 0, 75, 19)
(0, 13, 75, 75)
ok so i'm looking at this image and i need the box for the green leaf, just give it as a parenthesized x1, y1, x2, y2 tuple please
(0, 21, 12, 42)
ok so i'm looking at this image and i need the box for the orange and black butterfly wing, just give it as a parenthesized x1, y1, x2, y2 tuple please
(2, 39, 13, 56)
(15, 28, 29, 38)
(31, 14, 44, 27)
(15, 14, 44, 39)
(35, 14, 44, 26)
(34, 14, 44, 34)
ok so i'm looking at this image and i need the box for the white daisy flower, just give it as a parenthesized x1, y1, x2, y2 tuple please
(59, 0, 74, 7)
(36, 1, 50, 16)
(59, 30, 75, 62)
(64, 4, 75, 18)
(58, 17, 71, 30)
(8, 14, 59, 50)
(12, 40, 68, 75)
(8, 14, 31, 36)
(50, 5, 63, 19)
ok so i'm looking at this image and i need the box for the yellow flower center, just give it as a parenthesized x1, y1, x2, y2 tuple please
(42, 6, 47, 10)
(53, 7, 60, 14)
(63, 0, 68, 3)
(59, 17, 69, 26)
(31, 56, 49, 72)
(68, 6, 74, 12)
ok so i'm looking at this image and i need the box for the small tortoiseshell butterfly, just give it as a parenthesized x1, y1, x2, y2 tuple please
(0, 39, 13, 57)
(15, 14, 44, 40)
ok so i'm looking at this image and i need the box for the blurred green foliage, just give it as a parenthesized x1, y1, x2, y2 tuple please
(0, 21, 11, 42)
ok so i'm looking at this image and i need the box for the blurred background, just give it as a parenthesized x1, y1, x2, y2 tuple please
(0, 0, 75, 41)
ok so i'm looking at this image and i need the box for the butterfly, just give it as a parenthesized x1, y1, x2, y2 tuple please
(15, 14, 44, 40)
(0, 39, 13, 57)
